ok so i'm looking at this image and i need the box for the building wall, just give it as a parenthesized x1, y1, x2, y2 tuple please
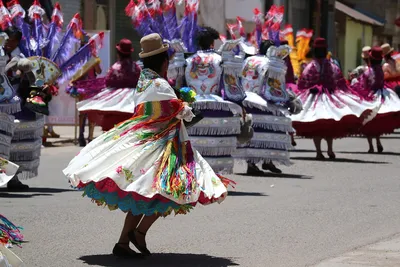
(114, 0, 140, 61)
(51, 0, 82, 24)
(343, 19, 373, 72)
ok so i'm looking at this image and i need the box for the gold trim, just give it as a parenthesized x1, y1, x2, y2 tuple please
(27, 56, 62, 85)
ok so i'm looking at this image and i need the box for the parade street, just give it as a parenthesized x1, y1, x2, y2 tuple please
(2, 128, 400, 267)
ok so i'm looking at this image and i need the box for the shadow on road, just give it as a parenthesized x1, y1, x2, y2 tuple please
(78, 253, 239, 267)
(339, 151, 400, 156)
(0, 192, 52, 198)
(0, 187, 76, 198)
(290, 157, 389, 164)
(228, 191, 268, 197)
(0, 187, 75, 193)
(237, 172, 312, 179)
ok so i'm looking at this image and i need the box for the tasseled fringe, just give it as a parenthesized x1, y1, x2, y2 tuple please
(192, 101, 242, 115)
(246, 140, 292, 150)
(10, 147, 41, 162)
(0, 114, 16, 135)
(232, 148, 291, 166)
(193, 146, 236, 157)
(188, 125, 241, 136)
(0, 123, 16, 136)
(0, 214, 24, 247)
(12, 128, 43, 141)
(0, 144, 10, 157)
(0, 134, 12, 146)
(252, 122, 292, 132)
(202, 157, 235, 175)
(16, 168, 39, 180)
(0, 102, 21, 115)
(14, 116, 45, 133)
(242, 99, 270, 112)
(14, 158, 40, 180)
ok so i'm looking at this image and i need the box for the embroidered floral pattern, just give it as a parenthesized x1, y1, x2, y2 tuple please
(123, 168, 134, 182)
(0, 158, 7, 174)
(116, 166, 122, 174)
(136, 69, 160, 93)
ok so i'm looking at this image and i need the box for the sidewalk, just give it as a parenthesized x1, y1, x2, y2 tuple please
(314, 234, 400, 266)
(44, 125, 103, 146)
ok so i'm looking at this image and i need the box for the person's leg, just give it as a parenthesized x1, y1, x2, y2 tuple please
(47, 125, 60, 138)
(326, 137, 335, 159)
(88, 117, 95, 142)
(113, 212, 144, 258)
(290, 132, 297, 147)
(130, 214, 159, 255)
(78, 113, 87, 147)
(313, 137, 324, 159)
(367, 136, 374, 153)
(118, 212, 143, 247)
(376, 136, 383, 153)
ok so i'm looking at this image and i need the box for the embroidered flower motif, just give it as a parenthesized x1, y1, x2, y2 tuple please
(116, 166, 123, 174)
(113, 135, 120, 140)
(140, 169, 146, 175)
(155, 81, 161, 87)
(122, 168, 134, 182)
(211, 177, 221, 186)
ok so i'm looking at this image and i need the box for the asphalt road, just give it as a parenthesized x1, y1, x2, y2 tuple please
(1, 133, 400, 267)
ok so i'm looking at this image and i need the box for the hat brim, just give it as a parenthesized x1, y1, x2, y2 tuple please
(383, 48, 394, 56)
(361, 53, 369, 59)
(116, 45, 134, 55)
(139, 44, 169, 59)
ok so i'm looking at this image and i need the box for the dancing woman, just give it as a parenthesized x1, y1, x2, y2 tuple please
(77, 39, 141, 131)
(63, 33, 233, 258)
(352, 47, 400, 153)
(291, 38, 375, 159)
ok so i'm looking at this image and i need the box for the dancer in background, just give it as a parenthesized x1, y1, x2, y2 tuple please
(352, 47, 400, 153)
(238, 39, 293, 174)
(63, 33, 234, 258)
(67, 36, 102, 146)
(1, 1, 104, 189)
(381, 43, 400, 90)
(77, 38, 140, 131)
(185, 27, 243, 174)
(350, 46, 371, 86)
(291, 38, 375, 159)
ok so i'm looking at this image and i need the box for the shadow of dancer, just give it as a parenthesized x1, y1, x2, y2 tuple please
(79, 253, 239, 267)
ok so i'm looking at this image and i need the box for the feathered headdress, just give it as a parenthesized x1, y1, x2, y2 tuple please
(0, 2, 104, 85)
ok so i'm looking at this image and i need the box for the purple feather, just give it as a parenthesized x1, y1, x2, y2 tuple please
(164, 7, 180, 39)
(256, 26, 262, 48)
(188, 13, 198, 52)
(51, 27, 80, 66)
(57, 43, 91, 84)
(44, 22, 62, 58)
(269, 29, 280, 46)
(13, 16, 31, 57)
(31, 19, 44, 56)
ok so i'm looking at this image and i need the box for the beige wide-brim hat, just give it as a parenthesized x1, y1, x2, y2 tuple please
(361, 46, 371, 59)
(381, 43, 394, 56)
(139, 33, 169, 59)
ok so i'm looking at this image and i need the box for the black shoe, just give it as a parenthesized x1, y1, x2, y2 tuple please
(262, 162, 282, 174)
(78, 137, 86, 147)
(7, 181, 30, 192)
(112, 243, 143, 259)
(246, 163, 264, 175)
(377, 146, 384, 153)
(128, 230, 151, 256)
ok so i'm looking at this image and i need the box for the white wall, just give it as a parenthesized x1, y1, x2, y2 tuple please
(51, 0, 81, 24)
(225, 0, 264, 21)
